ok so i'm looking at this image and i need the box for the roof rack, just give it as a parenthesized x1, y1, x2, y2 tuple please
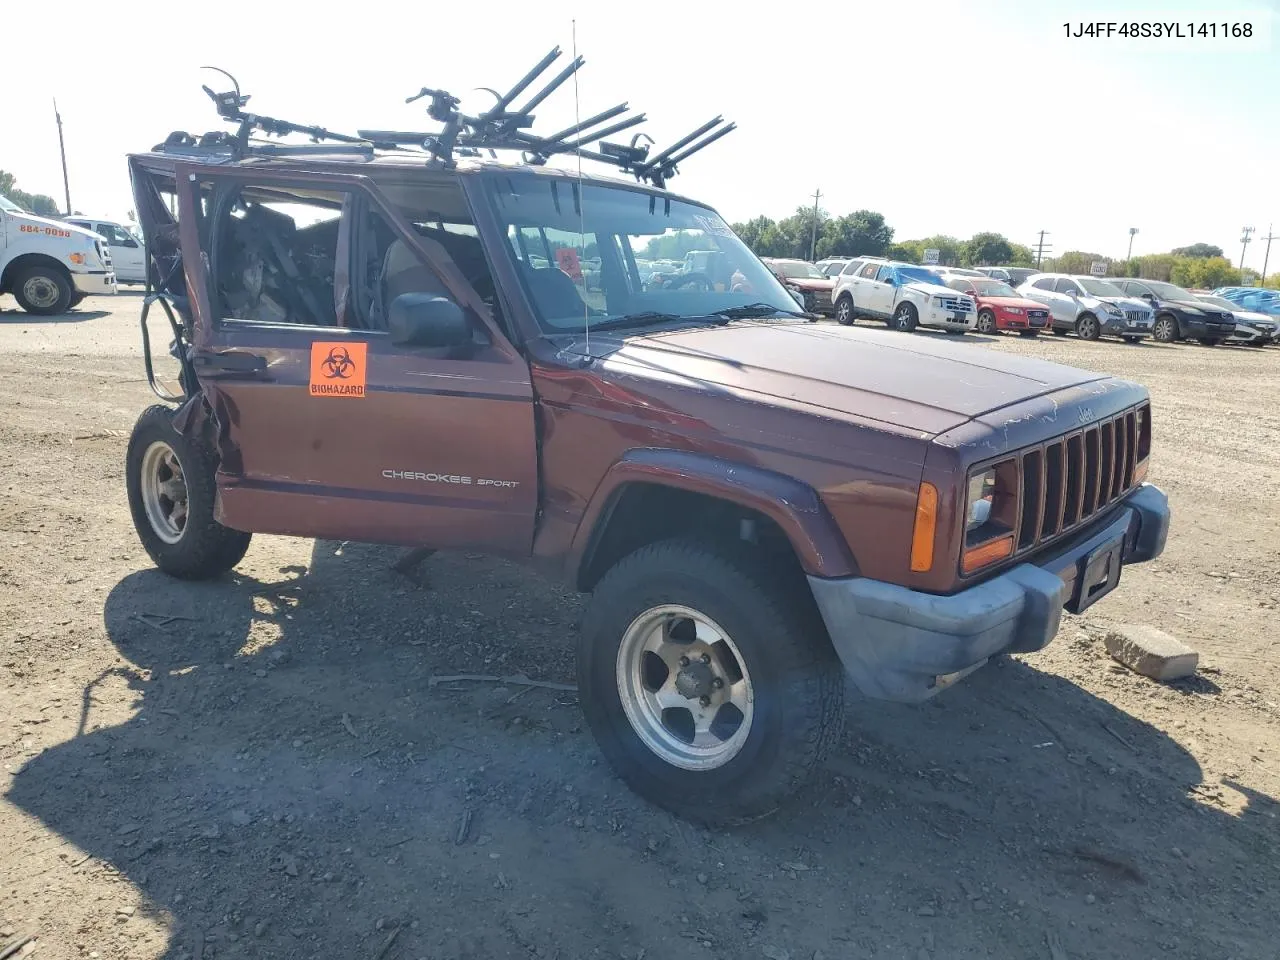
(163, 53, 733, 187)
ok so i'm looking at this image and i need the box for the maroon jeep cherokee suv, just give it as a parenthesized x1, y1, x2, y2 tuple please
(122, 100, 1169, 825)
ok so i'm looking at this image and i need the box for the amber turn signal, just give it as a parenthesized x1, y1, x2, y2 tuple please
(962, 534, 1014, 574)
(910, 482, 938, 573)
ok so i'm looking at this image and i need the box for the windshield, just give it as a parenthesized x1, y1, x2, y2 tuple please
(483, 174, 799, 331)
(899, 266, 944, 285)
(971, 279, 1018, 297)
(0, 194, 25, 213)
(1077, 277, 1126, 297)
(771, 261, 825, 279)
(1143, 280, 1196, 300)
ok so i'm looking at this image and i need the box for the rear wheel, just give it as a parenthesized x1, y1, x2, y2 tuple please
(893, 302, 919, 332)
(126, 405, 252, 580)
(578, 537, 844, 826)
(833, 295, 854, 326)
(1075, 313, 1100, 341)
(13, 263, 73, 315)
(976, 309, 997, 334)
(1153, 315, 1178, 343)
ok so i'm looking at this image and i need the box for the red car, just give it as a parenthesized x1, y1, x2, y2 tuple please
(942, 276, 1051, 335)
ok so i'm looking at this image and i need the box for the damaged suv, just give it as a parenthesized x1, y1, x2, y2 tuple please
(123, 56, 1171, 824)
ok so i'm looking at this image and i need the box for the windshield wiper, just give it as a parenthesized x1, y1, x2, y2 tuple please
(710, 302, 811, 321)
(589, 311, 686, 332)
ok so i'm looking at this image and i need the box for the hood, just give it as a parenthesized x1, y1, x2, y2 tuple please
(981, 295, 1048, 311)
(4, 209, 101, 242)
(570, 321, 1109, 437)
(1232, 310, 1278, 327)
(907, 280, 963, 298)
(781, 277, 836, 291)
(1091, 295, 1151, 311)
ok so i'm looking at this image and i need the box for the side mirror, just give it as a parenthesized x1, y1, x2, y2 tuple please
(388, 293, 472, 348)
(1142, 292, 1156, 302)
(1065, 288, 1078, 297)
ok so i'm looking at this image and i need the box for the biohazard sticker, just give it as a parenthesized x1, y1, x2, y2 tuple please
(309, 341, 368, 398)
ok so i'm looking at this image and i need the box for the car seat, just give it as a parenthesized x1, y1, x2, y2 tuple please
(522, 265, 588, 324)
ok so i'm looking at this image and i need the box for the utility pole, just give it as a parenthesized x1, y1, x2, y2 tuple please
(1260, 225, 1277, 284)
(1127, 227, 1138, 260)
(1033, 230, 1052, 269)
(809, 188, 822, 262)
(53, 98, 72, 216)
(1239, 226, 1254, 270)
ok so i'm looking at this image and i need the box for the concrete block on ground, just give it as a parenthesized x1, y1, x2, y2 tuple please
(1103, 623, 1198, 681)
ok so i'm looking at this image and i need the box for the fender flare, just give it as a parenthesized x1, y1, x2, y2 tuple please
(569, 448, 858, 587)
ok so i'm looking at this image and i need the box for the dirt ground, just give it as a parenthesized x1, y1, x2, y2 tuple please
(2, 291, 1278, 960)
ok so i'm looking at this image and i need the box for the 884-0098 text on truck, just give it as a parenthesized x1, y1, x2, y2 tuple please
(121, 53, 1171, 825)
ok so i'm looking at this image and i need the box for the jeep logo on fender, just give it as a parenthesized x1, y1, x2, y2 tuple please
(309, 341, 368, 397)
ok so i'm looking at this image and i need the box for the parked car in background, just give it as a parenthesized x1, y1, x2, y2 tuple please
(832, 259, 976, 332)
(1193, 293, 1278, 345)
(760, 258, 836, 315)
(1, 194, 117, 313)
(63, 216, 147, 284)
(941, 275, 1051, 335)
(1017, 274, 1154, 342)
(1212, 286, 1280, 317)
(1109, 278, 1237, 345)
(814, 256, 851, 277)
(933, 266, 984, 278)
(973, 266, 1012, 282)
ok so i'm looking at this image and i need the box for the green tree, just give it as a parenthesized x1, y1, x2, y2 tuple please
(1169, 256, 1240, 289)
(1007, 243, 1036, 267)
(964, 232, 1014, 266)
(886, 240, 923, 262)
(817, 209, 894, 259)
(0, 170, 60, 216)
(1049, 251, 1110, 275)
(1171, 242, 1225, 259)
(777, 205, 829, 260)
(1264, 273, 1280, 289)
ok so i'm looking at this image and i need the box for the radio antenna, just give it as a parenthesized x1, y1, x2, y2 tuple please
(572, 19, 589, 359)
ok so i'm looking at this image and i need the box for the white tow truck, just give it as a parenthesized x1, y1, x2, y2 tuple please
(0, 195, 116, 314)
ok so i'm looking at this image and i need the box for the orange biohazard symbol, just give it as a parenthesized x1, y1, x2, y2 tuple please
(309, 341, 368, 398)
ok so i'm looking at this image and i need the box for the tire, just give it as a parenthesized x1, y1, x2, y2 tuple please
(976, 309, 997, 334)
(1075, 313, 1100, 341)
(1122, 336, 1142, 344)
(126, 404, 252, 580)
(892, 302, 919, 332)
(577, 537, 844, 826)
(12, 263, 73, 315)
(833, 294, 854, 326)
(69, 292, 87, 309)
(1153, 315, 1177, 343)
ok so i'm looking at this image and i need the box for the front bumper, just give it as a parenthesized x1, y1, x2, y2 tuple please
(807, 483, 1171, 703)
(1180, 316, 1235, 339)
(924, 307, 976, 331)
(1101, 315, 1152, 337)
(72, 270, 117, 296)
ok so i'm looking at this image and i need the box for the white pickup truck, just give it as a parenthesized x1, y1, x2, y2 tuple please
(831, 259, 976, 333)
(1, 195, 116, 314)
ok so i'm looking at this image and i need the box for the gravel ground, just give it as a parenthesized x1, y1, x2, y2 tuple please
(2, 292, 1278, 960)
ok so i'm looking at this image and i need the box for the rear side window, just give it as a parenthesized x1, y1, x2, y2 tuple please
(840, 260, 863, 276)
(859, 262, 881, 279)
(1031, 277, 1055, 290)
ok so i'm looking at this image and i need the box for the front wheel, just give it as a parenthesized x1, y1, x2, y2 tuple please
(1075, 314, 1100, 341)
(126, 404, 252, 580)
(833, 295, 854, 326)
(13, 263, 73, 315)
(578, 538, 844, 826)
(893, 302, 919, 332)
(976, 309, 997, 334)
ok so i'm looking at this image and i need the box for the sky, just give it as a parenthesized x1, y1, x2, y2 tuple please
(4, 0, 1278, 267)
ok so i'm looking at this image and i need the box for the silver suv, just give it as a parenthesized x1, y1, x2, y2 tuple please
(1017, 273, 1154, 342)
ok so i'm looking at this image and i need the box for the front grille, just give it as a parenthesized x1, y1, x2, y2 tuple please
(1027, 309, 1049, 319)
(1013, 402, 1151, 553)
(1124, 310, 1148, 323)
(938, 296, 973, 313)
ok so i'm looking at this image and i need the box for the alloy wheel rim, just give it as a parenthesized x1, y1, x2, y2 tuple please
(615, 604, 754, 771)
(979, 313, 994, 333)
(140, 441, 189, 544)
(1156, 318, 1173, 340)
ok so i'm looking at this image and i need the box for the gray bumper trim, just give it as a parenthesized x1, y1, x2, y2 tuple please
(808, 483, 1171, 703)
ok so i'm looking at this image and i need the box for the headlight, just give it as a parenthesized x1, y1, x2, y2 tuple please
(966, 469, 996, 532)
(1105, 304, 1124, 317)
(1004, 307, 1024, 315)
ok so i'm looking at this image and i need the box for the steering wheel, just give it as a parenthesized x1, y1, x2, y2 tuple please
(665, 272, 712, 292)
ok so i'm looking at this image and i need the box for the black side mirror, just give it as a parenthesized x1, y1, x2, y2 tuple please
(388, 293, 472, 348)
(1142, 292, 1156, 302)
(121, 237, 139, 248)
